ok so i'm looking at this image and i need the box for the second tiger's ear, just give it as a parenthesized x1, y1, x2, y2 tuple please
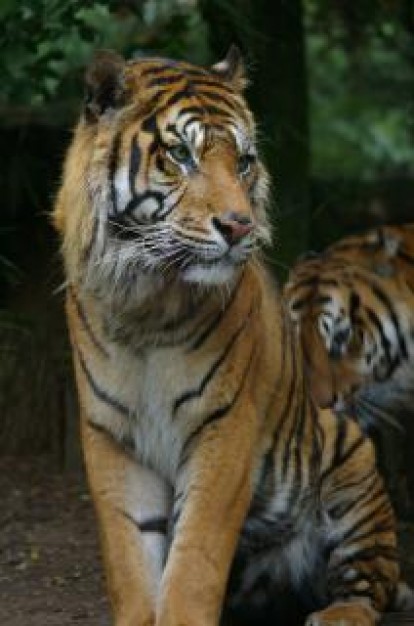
(211, 45, 247, 92)
(84, 49, 126, 121)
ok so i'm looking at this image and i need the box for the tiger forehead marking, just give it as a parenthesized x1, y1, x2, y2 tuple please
(127, 59, 253, 147)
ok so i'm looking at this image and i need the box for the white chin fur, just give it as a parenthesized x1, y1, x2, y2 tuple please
(182, 262, 238, 285)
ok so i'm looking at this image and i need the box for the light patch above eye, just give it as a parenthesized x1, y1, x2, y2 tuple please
(237, 153, 255, 176)
(184, 120, 205, 151)
(229, 124, 254, 156)
(112, 166, 132, 215)
(165, 116, 205, 164)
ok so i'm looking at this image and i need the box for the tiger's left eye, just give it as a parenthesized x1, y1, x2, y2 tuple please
(167, 144, 193, 166)
(238, 153, 255, 176)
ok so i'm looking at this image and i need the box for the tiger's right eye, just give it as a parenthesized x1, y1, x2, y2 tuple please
(167, 144, 193, 166)
(237, 153, 255, 176)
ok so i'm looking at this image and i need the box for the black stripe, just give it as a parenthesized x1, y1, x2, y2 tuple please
(129, 134, 141, 196)
(271, 326, 299, 453)
(173, 303, 253, 415)
(348, 521, 396, 545)
(289, 275, 318, 291)
(157, 293, 207, 335)
(334, 543, 398, 569)
(281, 377, 304, 479)
(169, 102, 233, 120)
(290, 296, 310, 311)
(196, 89, 243, 114)
(142, 113, 158, 134)
(180, 346, 256, 464)
(109, 132, 122, 214)
(124, 511, 168, 534)
(75, 344, 131, 417)
(371, 283, 408, 359)
(319, 278, 340, 287)
(69, 288, 109, 357)
(328, 473, 380, 520)
(163, 89, 196, 110)
(281, 398, 307, 511)
(140, 64, 179, 78)
(82, 216, 99, 262)
(189, 271, 245, 351)
(309, 399, 322, 474)
(184, 76, 234, 91)
(147, 74, 185, 88)
(325, 433, 365, 483)
(326, 468, 377, 519)
(340, 497, 391, 543)
(139, 517, 168, 534)
(346, 269, 407, 363)
(320, 418, 348, 482)
(255, 449, 275, 503)
(153, 190, 185, 220)
(398, 249, 414, 266)
(87, 419, 135, 452)
(365, 306, 392, 367)
(139, 64, 209, 80)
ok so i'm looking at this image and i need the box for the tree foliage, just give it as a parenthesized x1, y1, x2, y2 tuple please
(306, 0, 414, 178)
(0, 0, 209, 112)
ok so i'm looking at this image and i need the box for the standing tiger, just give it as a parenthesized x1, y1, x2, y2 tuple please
(53, 49, 401, 626)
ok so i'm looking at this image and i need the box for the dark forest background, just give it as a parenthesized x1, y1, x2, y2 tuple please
(0, 0, 413, 516)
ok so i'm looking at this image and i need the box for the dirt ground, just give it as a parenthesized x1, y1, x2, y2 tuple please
(0, 456, 110, 626)
(0, 456, 413, 626)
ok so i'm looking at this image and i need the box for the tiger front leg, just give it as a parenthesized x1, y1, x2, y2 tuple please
(156, 411, 255, 626)
(305, 601, 378, 626)
(81, 419, 172, 626)
(310, 426, 399, 626)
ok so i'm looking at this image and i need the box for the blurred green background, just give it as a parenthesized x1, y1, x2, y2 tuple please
(0, 0, 413, 514)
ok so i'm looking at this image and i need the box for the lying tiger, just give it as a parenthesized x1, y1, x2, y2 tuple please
(284, 226, 414, 428)
(53, 48, 401, 626)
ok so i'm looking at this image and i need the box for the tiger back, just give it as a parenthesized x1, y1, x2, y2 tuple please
(327, 224, 414, 290)
(53, 49, 401, 626)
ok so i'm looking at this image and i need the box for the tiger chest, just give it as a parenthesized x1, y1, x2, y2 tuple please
(86, 341, 215, 481)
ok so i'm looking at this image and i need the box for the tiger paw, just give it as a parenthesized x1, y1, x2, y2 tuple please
(305, 601, 378, 626)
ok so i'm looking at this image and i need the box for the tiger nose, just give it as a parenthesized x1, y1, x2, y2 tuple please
(212, 212, 254, 245)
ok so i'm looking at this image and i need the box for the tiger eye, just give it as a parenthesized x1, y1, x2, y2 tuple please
(168, 144, 193, 165)
(237, 153, 255, 176)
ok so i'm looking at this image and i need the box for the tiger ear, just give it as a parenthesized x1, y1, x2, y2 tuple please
(211, 45, 247, 91)
(84, 50, 126, 121)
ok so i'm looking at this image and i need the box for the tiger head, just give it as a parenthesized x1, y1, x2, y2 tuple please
(284, 256, 408, 411)
(53, 48, 270, 305)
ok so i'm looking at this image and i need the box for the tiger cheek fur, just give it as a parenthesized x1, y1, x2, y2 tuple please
(54, 49, 400, 626)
